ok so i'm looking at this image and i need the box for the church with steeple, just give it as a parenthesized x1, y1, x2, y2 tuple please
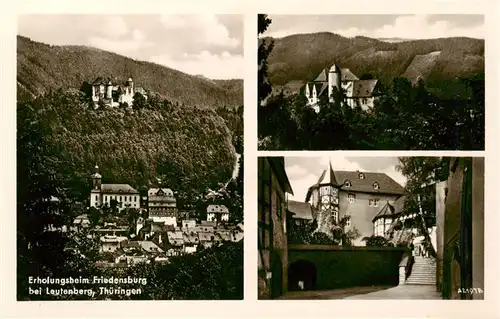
(304, 63, 381, 113)
(299, 161, 405, 246)
(89, 165, 140, 212)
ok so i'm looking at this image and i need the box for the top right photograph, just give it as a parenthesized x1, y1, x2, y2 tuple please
(258, 14, 485, 151)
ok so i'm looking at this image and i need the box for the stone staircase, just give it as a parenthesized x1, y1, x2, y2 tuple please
(405, 256, 436, 285)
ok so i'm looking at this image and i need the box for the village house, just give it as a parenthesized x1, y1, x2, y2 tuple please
(71, 214, 91, 232)
(90, 223, 129, 238)
(147, 188, 177, 226)
(90, 77, 147, 108)
(304, 64, 381, 112)
(89, 165, 140, 212)
(302, 162, 405, 246)
(206, 204, 230, 222)
(99, 235, 128, 253)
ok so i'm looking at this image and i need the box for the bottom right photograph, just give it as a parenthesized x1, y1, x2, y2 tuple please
(257, 156, 484, 300)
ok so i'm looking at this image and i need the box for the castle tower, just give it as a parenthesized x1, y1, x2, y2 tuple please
(106, 81, 113, 99)
(126, 77, 134, 95)
(305, 160, 341, 236)
(91, 164, 102, 190)
(328, 64, 341, 102)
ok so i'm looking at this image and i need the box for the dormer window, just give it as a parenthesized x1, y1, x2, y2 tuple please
(359, 173, 365, 179)
(345, 180, 351, 188)
(373, 182, 379, 190)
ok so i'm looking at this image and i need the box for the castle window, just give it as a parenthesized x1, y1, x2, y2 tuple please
(369, 199, 380, 207)
(359, 173, 365, 179)
(345, 216, 351, 227)
(348, 193, 356, 204)
(332, 210, 338, 223)
(95, 195, 98, 202)
(345, 180, 351, 188)
(373, 182, 379, 190)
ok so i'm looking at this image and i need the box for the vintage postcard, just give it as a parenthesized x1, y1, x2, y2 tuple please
(16, 14, 244, 301)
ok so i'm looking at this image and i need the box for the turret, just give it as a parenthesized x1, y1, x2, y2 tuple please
(106, 81, 113, 99)
(126, 77, 134, 94)
(91, 164, 102, 190)
(328, 64, 341, 102)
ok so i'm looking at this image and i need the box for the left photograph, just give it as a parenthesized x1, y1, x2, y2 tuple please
(17, 14, 244, 300)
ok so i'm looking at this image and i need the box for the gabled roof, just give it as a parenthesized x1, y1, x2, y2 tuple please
(101, 184, 139, 194)
(287, 200, 313, 220)
(137, 240, 164, 253)
(372, 202, 396, 222)
(314, 68, 328, 82)
(351, 79, 379, 98)
(340, 68, 359, 81)
(335, 171, 404, 195)
(92, 77, 112, 85)
(317, 82, 329, 97)
(207, 205, 229, 213)
(267, 157, 294, 195)
(307, 169, 404, 201)
(148, 188, 174, 197)
(392, 195, 406, 214)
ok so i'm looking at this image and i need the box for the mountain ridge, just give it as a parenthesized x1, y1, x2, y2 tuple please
(263, 32, 484, 91)
(17, 35, 243, 108)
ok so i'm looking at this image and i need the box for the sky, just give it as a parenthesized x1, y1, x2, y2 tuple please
(18, 14, 243, 80)
(285, 156, 406, 202)
(263, 14, 484, 40)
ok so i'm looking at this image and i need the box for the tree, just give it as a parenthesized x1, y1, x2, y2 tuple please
(79, 81, 92, 98)
(362, 235, 394, 247)
(133, 92, 147, 109)
(17, 98, 78, 300)
(258, 14, 273, 105)
(88, 207, 101, 225)
(396, 157, 450, 257)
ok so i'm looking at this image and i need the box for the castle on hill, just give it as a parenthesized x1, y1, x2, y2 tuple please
(304, 64, 382, 113)
(90, 77, 147, 108)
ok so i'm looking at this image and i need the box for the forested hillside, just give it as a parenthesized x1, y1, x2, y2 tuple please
(265, 32, 484, 95)
(17, 35, 243, 108)
(17, 90, 237, 203)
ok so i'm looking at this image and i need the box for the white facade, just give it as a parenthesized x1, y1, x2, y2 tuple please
(305, 65, 378, 113)
(89, 166, 140, 212)
(91, 77, 143, 108)
(100, 235, 127, 252)
(150, 216, 177, 226)
(206, 204, 229, 222)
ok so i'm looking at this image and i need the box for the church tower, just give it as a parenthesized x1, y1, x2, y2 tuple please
(91, 164, 102, 190)
(328, 64, 341, 102)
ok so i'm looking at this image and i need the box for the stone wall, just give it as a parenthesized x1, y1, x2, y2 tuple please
(288, 245, 407, 290)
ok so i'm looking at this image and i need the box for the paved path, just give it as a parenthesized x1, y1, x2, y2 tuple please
(278, 286, 395, 300)
(343, 284, 441, 300)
